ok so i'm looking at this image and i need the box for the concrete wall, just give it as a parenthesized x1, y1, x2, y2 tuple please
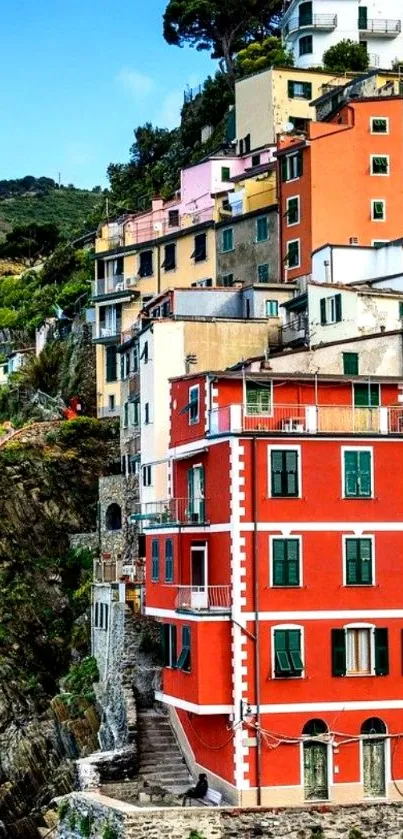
(216, 209, 280, 285)
(269, 331, 403, 376)
(58, 793, 403, 839)
(312, 242, 403, 285)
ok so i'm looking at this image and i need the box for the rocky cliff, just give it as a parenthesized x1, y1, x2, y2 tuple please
(0, 417, 119, 837)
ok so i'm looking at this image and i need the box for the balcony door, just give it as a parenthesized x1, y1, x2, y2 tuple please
(358, 5, 368, 29)
(188, 465, 205, 522)
(191, 543, 208, 609)
(299, 1, 312, 26)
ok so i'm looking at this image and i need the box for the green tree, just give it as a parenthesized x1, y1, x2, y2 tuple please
(236, 35, 294, 76)
(0, 222, 61, 266)
(163, 0, 283, 81)
(323, 39, 369, 73)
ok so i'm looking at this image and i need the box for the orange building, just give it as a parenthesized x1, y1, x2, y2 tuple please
(277, 97, 403, 282)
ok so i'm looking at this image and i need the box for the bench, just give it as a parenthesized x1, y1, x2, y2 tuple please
(192, 788, 222, 807)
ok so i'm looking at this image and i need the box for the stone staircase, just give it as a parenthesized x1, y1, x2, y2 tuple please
(137, 708, 193, 795)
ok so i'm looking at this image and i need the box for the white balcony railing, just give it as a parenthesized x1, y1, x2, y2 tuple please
(92, 275, 139, 298)
(97, 404, 121, 419)
(209, 404, 403, 436)
(176, 585, 231, 613)
(359, 18, 401, 35)
(283, 13, 337, 34)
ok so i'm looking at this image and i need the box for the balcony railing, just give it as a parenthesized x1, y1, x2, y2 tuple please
(94, 325, 122, 341)
(209, 404, 403, 436)
(359, 18, 401, 35)
(176, 585, 231, 613)
(283, 14, 337, 35)
(281, 317, 308, 347)
(97, 404, 121, 419)
(92, 275, 139, 298)
(94, 558, 145, 583)
(131, 497, 206, 528)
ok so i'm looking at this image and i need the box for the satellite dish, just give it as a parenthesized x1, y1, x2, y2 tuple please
(283, 122, 295, 133)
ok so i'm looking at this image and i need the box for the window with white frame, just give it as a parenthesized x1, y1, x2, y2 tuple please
(265, 299, 279, 317)
(331, 625, 388, 676)
(370, 117, 388, 134)
(371, 155, 389, 175)
(273, 626, 304, 677)
(286, 239, 300, 269)
(372, 200, 386, 221)
(188, 385, 199, 424)
(142, 464, 152, 486)
(287, 196, 300, 226)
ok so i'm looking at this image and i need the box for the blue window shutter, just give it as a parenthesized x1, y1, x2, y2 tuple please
(320, 298, 327, 325)
(332, 629, 346, 676)
(374, 628, 389, 675)
(344, 451, 358, 497)
(346, 539, 358, 584)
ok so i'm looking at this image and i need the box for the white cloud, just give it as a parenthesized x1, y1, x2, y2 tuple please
(155, 89, 184, 129)
(116, 68, 156, 99)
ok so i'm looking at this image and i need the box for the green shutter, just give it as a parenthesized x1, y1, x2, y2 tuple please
(344, 450, 358, 497)
(288, 629, 303, 673)
(165, 539, 173, 582)
(343, 352, 359, 375)
(320, 298, 327, 325)
(358, 451, 371, 497)
(273, 539, 286, 585)
(274, 629, 291, 674)
(335, 294, 342, 323)
(399, 301, 403, 318)
(152, 540, 159, 581)
(358, 5, 368, 28)
(303, 82, 312, 99)
(360, 539, 372, 584)
(296, 152, 303, 177)
(271, 450, 285, 497)
(332, 629, 346, 676)
(374, 628, 389, 675)
(285, 450, 298, 496)
(287, 540, 300, 585)
(346, 539, 358, 584)
(281, 157, 288, 182)
(106, 346, 117, 382)
(288, 80, 295, 98)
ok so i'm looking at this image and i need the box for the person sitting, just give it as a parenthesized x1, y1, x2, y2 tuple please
(182, 773, 208, 806)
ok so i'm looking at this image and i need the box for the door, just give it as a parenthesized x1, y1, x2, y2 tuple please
(191, 545, 208, 609)
(188, 466, 205, 522)
(299, 1, 312, 26)
(358, 6, 368, 29)
(353, 383, 380, 431)
(303, 742, 328, 800)
(105, 306, 117, 337)
(363, 739, 386, 797)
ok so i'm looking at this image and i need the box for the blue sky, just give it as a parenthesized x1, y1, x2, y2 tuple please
(0, 0, 214, 189)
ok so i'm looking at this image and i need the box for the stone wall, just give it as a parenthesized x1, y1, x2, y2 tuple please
(58, 794, 403, 839)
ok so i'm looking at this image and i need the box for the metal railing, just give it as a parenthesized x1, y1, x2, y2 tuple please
(92, 275, 139, 298)
(131, 497, 206, 527)
(176, 585, 231, 612)
(97, 404, 121, 419)
(94, 558, 145, 584)
(283, 13, 337, 34)
(280, 317, 308, 346)
(94, 325, 122, 340)
(359, 18, 401, 34)
(208, 404, 403, 436)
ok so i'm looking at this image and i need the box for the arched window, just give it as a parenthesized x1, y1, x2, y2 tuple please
(105, 503, 122, 531)
(361, 717, 387, 736)
(302, 719, 328, 737)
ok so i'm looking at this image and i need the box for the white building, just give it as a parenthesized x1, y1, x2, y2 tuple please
(312, 239, 403, 287)
(281, 0, 403, 70)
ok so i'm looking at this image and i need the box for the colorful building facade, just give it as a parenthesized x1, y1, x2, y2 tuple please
(143, 369, 403, 805)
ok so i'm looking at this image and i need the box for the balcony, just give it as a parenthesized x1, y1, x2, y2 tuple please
(280, 316, 308, 347)
(94, 558, 145, 583)
(209, 404, 403, 436)
(359, 18, 401, 36)
(283, 13, 337, 35)
(97, 404, 121, 419)
(131, 497, 206, 528)
(92, 275, 139, 299)
(176, 585, 231, 614)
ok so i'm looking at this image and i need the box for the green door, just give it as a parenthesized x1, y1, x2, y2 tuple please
(363, 739, 386, 797)
(358, 6, 368, 29)
(304, 742, 328, 800)
(299, 1, 312, 25)
(353, 383, 379, 407)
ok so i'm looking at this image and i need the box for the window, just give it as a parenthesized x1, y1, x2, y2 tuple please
(246, 382, 272, 414)
(299, 35, 312, 56)
(221, 166, 231, 181)
(281, 151, 303, 182)
(177, 625, 191, 671)
(273, 628, 303, 677)
(288, 80, 312, 99)
(289, 116, 311, 132)
(144, 402, 151, 424)
(372, 240, 388, 248)
(372, 200, 385, 221)
(399, 301, 403, 319)
(139, 250, 153, 277)
(218, 273, 234, 287)
(94, 602, 109, 631)
(108, 394, 115, 412)
(345, 538, 373, 585)
(124, 351, 131, 378)
(371, 117, 388, 134)
(299, 1, 312, 25)
(132, 346, 139, 372)
(142, 464, 152, 486)
(123, 402, 129, 427)
(371, 156, 389, 175)
(256, 215, 269, 242)
(343, 449, 372, 498)
(162, 623, 177, 667)
(287, 196, 300, 226)
(245, 133, 251, 153)
(97, 260, 105, 280)
(343, 352, 359, 375)
(162, 300, 170, 317)
(257, 263, 270, 283)
(272, 538, 300, 586)
(270, 448, 299, 497)
(353, 383, 379, 407)
(332, 627, 388, 676)
(162, 243, 176, 271)
(320, 294, 342, 325)
(168, 209, 179, 227)
(105, 503, 122, 532)
(286, 239, 300, 269)
(140, 341, 148, 364)
(358, 5, 368, 28)
(265, 299, 279, 317)
(151, 539, 159, 581)
(251, 153, 261, 167)
(192, 232, 207, 262)
(132, 399, 140, 427)
(188, 465, 205, 522)
(106, 345, 118, 382)
(165, 539, 174, 583)
(221, 227, 234, 252)
(189, 385, 199, 424)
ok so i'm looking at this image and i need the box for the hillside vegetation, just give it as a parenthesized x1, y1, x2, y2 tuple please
(0, 179, 103, 239)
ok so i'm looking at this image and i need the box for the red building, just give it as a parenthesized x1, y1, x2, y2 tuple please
(143, 369, 403, 805)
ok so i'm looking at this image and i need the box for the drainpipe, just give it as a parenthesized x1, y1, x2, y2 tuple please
(157, 243, 161, 294)
(251, 436, 262, 804)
